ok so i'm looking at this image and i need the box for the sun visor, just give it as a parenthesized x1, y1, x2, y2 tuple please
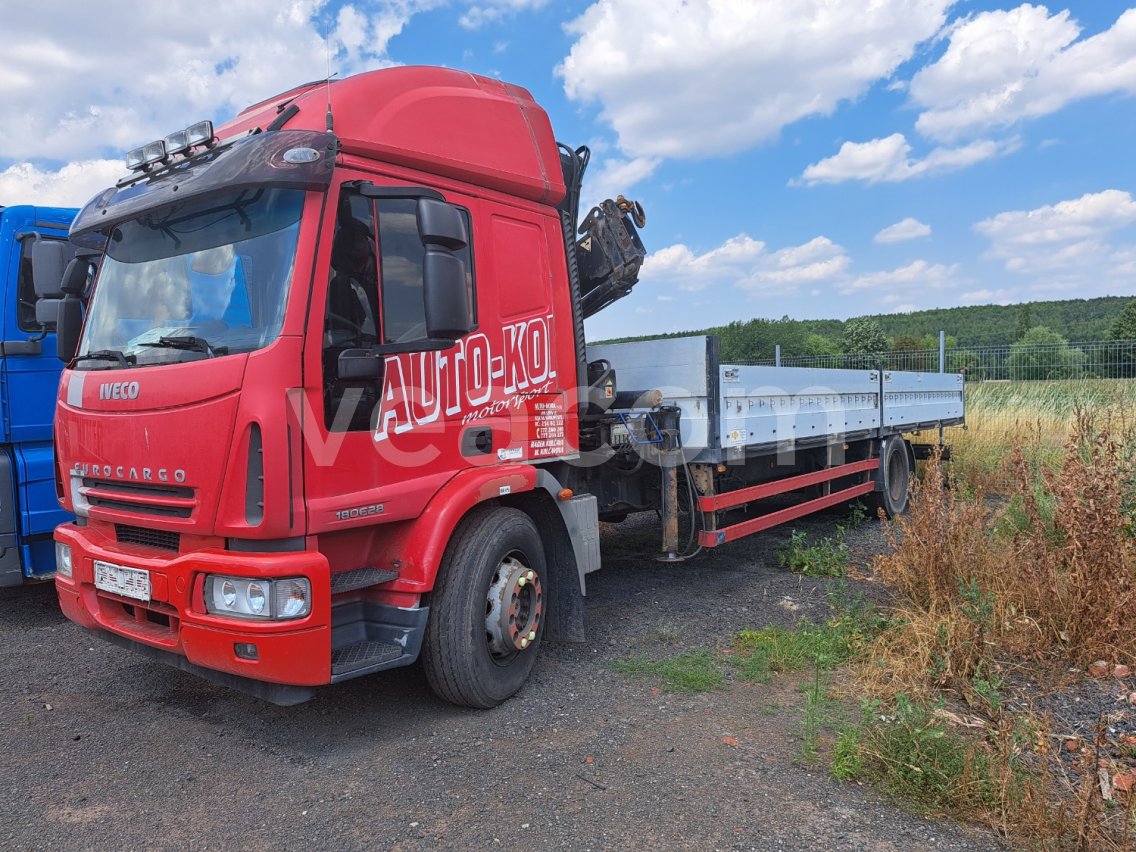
(70, 130, 336, 247)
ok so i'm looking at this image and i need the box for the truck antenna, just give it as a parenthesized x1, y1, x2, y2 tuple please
(324, 19, 335, 133)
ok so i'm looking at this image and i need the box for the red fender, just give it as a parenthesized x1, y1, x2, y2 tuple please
(369, 463, 537, 592)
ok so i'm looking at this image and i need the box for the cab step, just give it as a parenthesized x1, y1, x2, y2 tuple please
(331, 640, 403, 676)
(330, 567, 398, 594)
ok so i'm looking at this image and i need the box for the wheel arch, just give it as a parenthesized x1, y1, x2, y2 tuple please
(497, 470, 592, 642)
(375, 465, 590, 642)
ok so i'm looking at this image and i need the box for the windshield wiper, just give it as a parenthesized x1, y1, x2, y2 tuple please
(138, 335, 228, 358)
(73, 349, 136, 368)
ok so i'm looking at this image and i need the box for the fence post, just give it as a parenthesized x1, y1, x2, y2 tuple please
(775, 344, 781, 368)
(939, 330, 945, 374)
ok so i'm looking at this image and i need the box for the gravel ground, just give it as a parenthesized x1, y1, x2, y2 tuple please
(0, 509, 1001, 851)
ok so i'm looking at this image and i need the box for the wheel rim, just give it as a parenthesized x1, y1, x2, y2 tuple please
(887, 446, 907, 504)
(484, 553, 543, 661)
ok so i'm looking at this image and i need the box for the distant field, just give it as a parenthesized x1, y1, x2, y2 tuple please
(945, 378, 1136, 482)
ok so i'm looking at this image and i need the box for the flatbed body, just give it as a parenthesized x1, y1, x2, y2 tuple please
(589, 335, 964, 457)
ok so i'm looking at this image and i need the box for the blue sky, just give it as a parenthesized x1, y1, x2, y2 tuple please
(2, 1, 1134, 340)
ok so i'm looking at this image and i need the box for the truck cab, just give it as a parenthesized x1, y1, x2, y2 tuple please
(0, 205, 77, 585)
(52, 67, 617, 706)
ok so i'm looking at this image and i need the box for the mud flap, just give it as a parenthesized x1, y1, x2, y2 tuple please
(0, 541, 22, 587)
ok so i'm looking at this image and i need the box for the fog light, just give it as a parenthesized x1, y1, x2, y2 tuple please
(141, 139, 167, 167)
(55, 542, 73, 578)
(164, 129, 190, 157)
(234, 642, 259, 660)
(125, 147, 147, 171)
(185, 120, 214, 148)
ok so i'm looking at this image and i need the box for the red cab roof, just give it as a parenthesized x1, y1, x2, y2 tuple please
(224, 66, 566, 206)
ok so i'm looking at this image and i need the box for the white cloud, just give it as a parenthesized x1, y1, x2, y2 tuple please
(959, 288, 1007, 303)
(839, 259, 959, 294)
(976, 189, 1136, 263)
(559, 0, 952, 159)
(799, 132, 1019, 185)
(875, 217, 932, 244)
(0, 160, 124, 208)
(460, 0, 548, 29)
(911, 6, 1136, 142)
(581, 156, 661, 211)
(0, 2, 441, 164)
(974, 190, 1136, 297)
(641, 233, 849, 295)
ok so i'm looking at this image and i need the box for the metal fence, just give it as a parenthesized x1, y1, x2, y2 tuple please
(745, 340, 1136, 381)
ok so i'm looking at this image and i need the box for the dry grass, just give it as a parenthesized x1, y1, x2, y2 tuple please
(947, 379, 1136, 489)
(845, 409, 1136, 846)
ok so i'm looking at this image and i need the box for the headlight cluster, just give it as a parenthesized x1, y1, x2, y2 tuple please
(55, 543, 73, 578)
(204, 575, 311, 620)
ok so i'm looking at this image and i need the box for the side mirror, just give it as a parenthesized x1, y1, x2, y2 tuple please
(423, 252, 471, 340)
(31, 240, 72, 300)
(417, 198, 468, 250)
(56, 299, 84, 363)
(60, 258, 91, 297)
(418, 198, 472, 341)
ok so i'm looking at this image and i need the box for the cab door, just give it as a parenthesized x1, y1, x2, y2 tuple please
(300, 176, 478, 546)
(0, 207, 75, 580)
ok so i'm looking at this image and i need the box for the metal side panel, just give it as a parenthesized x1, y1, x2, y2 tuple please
(587, 336, 715, 450)
(587, 336, 965, 454)
(882, 370, 965, 429)
(718, 365, 881, 449)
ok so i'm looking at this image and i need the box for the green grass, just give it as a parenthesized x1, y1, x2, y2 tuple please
(800, 661, 832, 762)
(778, 529, 849, 578)
(731, 612, 876, 682)
(613, 650, 726, 693)
(832, 696, 1023, 815)
(613, 603, 883, 695)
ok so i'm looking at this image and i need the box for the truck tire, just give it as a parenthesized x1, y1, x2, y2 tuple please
(869, 436, 911, 518)
(422, 505, 546, 708)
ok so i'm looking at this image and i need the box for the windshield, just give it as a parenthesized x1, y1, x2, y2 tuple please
(77, 187, 305, 369)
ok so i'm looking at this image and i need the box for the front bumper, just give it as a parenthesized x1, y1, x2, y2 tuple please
(54, 522, 333, 687)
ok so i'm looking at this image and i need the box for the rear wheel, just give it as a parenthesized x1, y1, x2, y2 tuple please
(422, 505, 546, 708)
(869, 436, 911, 518)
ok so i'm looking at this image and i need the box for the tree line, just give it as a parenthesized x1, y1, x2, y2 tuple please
(599, 296, 1136, 367)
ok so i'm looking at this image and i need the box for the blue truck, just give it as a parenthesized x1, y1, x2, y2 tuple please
(0, 204, 77, 586)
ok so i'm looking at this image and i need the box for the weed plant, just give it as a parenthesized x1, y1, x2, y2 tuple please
(840, 408, 1136, 845)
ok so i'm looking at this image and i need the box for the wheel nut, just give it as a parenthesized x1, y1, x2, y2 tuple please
(528, 630, 536, 641)
(520, 638, 529, 649)
(526, 570, 534, 581)
(517, 577, 526, 587)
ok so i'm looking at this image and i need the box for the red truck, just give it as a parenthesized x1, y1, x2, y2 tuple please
(52, 66, 963, 708)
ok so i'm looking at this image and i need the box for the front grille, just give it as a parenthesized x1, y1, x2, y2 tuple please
(115, 524, 180, 552)
(83, 478, 195, 519)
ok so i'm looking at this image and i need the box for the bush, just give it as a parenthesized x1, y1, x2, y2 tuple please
(1006, 326, 1085, 380)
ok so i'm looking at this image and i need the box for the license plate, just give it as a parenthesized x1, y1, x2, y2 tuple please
(94, 560, 151, 602)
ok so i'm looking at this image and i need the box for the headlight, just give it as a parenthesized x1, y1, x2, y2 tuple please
(55, 543, 73, 578)
(204, 575, 311, 620)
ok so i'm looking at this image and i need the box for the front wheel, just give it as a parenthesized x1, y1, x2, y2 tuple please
(422, 506, 546, 708)
(868, 436, 911, 518)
